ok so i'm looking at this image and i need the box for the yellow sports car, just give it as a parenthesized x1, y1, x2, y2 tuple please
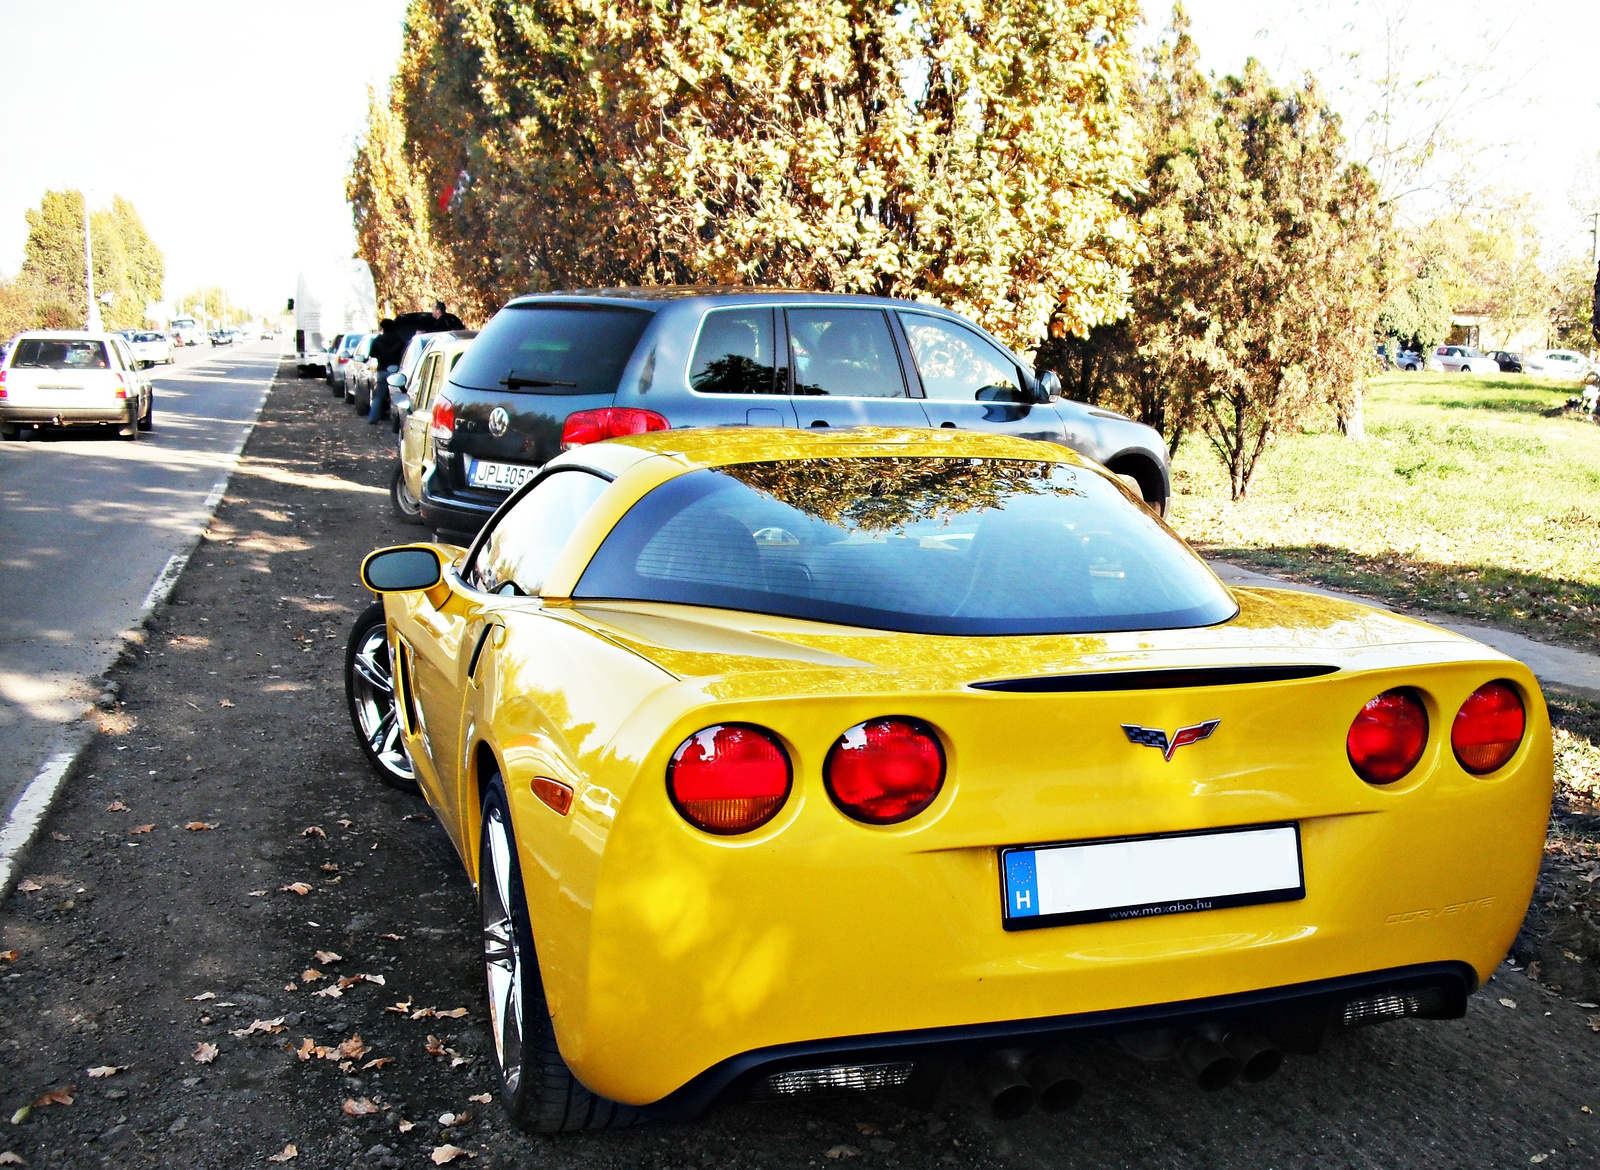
(343, 427, 1550, 1132)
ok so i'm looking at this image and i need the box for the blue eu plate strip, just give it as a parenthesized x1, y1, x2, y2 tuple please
(1004, 850, 1039, 918)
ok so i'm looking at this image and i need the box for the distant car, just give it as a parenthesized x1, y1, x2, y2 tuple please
(388, 329, 477, 432)
(1433, 346, 1499, 375)
(328, 332, 362, 391)
(1374, 343, 1425, 372)
(128, 331, 175, 368)
(388, 334, 476, 523)
(1524, 350, 1593, 379)
(209, 330, 232, 346)
(343, 333, 375, 405)
(0, 331, 153, 441)
(1488, 351, 1522, 373)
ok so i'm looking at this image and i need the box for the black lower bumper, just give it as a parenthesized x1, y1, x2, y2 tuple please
(419, 470, 505, 540)
(636, 961, 1477, 1121)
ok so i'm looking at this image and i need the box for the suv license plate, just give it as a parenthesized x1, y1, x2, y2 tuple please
(467, 458, 539, 492)
(1000, 823, 1303, 930)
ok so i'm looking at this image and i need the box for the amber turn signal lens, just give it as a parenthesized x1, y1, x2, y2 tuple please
(1451, 682, 1525, 775)
(825, 717, 946, 825)
(1347, 689, 1428, 785)
(531, 776, 574, 816)
(667, 724, 791, 835)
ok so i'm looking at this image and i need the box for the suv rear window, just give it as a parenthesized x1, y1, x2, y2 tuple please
(451, 304, 651, 395)
(9, 340, 111, 370)
(576, 457, 1235, 635)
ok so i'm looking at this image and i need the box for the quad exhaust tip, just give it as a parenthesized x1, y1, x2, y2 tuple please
(977, 1049, 1084, 1119)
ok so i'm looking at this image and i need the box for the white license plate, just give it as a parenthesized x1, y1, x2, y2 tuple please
(466, 457, 538, 492)
(1001, 823, 1303, 930)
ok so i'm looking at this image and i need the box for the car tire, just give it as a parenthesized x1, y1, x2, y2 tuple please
(344, 601, 420, 794)
(390, 463, 425, 525)
(139, 395, 154, 432)
(479, 772, 638, 1134)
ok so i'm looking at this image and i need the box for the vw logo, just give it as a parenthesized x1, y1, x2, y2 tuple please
(488, 407, 509, 438)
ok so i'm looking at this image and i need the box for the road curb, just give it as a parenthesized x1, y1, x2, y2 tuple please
(0, 349, 285, 901)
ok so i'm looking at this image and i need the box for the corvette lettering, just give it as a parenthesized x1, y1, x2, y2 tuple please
(1121, 719, 1221, 761)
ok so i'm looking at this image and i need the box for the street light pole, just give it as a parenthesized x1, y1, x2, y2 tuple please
(83, 194, 101, 332)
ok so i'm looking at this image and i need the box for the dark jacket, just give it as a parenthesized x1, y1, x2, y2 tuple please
(370, 331, 406, 368)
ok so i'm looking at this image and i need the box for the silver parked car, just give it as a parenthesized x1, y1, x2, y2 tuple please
(1432, 345, 1500, 375)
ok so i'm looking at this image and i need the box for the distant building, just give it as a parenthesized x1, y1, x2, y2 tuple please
(1447, 307, 1548, 354)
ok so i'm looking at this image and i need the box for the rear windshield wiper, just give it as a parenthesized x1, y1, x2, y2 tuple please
(501, 373, 578, 390)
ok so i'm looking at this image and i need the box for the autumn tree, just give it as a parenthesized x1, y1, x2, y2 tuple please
(355, 0, 1145, 350)
(14, 189, 165, 331)
(1377, 262, 1451, 355)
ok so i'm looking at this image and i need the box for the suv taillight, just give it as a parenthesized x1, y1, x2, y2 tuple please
(0, 369, 7, 399)
(429, 397, 455, 443)
(667, 724, 791, 835)
(561, 407, 669, 450)
(1451, 682, 1524, 774)
(1347, 689, 1428, 785)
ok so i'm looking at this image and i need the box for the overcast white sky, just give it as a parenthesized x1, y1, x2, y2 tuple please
(1, 0, 1595, 316)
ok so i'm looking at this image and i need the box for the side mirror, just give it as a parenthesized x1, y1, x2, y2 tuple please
(1036, 370, 1062, 402)
(361, 546, 444, 593)
(387, 372, 407, 391)
(391, 392, 412, 414)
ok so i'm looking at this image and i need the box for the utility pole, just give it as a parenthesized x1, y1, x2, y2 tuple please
(83, 194, 101, 332)
(1592, 210, 1599, 266)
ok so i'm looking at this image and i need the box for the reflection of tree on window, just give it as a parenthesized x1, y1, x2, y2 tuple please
(689, 309, 777, 395)
(899, 314, 1020, 402)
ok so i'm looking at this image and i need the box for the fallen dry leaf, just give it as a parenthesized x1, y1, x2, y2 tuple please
(32, 1087, 74, 1107)
(184, 822, 216, 832)
(105, 801, 128, 811)
(1587, 1014, 1600, 1034)
(247, 889, 268, 897)
(380, 933, 405, 941)
(17, 880, 42, 893)
(338, 819, 354, 828)
(385, 999, 413, 1014)
(192, 1042, 218, 1064)
(0, 1151, 26, 1165)
(467, 1093, 492, 1105)
(267, 1144, 298, 1163)
(361, 1057, 392, 1070)
(300, 826, 325, 839)
(437, 1007, 468, 1019)
(342, 1098, 381, 1117)
(314, 950, 341, 964)
(397, 1120, 415, 1133)
(189, 992, 216, 1002)
(295, 1038, 331, 1061)
(229, 1018, 286, 1039)
(335, 1035, 369, 1061)
(1526, 961, 1542, 982)
(430, 1147, 474, 1165)
(85, 1066, 126, 1079)
(450, 1054, 472, 1068)
(301, 968, 323, 983)
(7, 1108, 27, 1126)
(320, 863, 339, 873)
(129, 825, 154, 835)
(824, 1146, 861, 1160)
(424, 1035, 447, 1057)
(311, 985, 343, 999)
(0, 951, 18, 963)
(50, 832, 71, 842)
(1499, 997, 1518, 1009)
(218, 699, 235, 708)
(438, 1111, 465, 1127)
(402, 813, 431, 822)
(280, 882, 312, 896)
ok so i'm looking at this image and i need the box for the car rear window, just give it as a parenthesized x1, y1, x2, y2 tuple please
(450, 304, 652, 395)
(9, 339, 111, 370)
(575, 458, 1235, 635)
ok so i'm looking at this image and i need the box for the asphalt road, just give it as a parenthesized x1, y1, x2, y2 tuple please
(0, 339, 277, 819)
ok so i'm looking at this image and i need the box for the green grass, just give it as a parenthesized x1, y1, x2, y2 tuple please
(1169, 372, 1600, 653)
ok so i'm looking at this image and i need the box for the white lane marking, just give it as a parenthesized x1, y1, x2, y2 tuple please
(204, 480, 227, 509)
(0, 731, 90, 899)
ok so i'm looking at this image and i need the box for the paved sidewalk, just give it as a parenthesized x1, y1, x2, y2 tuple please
(1210, 559, 1600, 697)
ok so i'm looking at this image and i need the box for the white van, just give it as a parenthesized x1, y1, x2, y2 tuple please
(0, 332, 154, 441)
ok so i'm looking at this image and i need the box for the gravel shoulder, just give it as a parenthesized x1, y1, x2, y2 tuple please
(2, 363, 1598, 1169)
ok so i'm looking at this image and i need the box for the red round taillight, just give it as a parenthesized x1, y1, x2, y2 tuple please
(824, 718, 946, 825)
(1347, 689, 1429, 785)
(1451, 681, 1525, 775)
(667, 724, 791, 835)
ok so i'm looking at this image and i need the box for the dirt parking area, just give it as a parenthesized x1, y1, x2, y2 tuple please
(2, 362, 1599, 1168)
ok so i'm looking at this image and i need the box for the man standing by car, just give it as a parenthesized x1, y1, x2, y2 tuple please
(431, 300, 465, 331)
(367, 318, 405, 424)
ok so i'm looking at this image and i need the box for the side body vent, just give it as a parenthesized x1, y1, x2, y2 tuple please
(970, 664, 1339, 694)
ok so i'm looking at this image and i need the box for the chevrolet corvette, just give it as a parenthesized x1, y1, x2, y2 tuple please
(343, 427, 1551, 1132)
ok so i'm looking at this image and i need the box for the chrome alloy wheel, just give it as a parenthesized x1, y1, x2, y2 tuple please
(482, 803, 525, 1095)
(349, 625, 414, 783)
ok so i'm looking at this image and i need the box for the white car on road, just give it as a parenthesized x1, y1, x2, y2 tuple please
(128, 331, 174, 368)
(0, 331, 154, 442)
(1523, 350, 1594, 379)
(1433, 345, 1500, 375)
